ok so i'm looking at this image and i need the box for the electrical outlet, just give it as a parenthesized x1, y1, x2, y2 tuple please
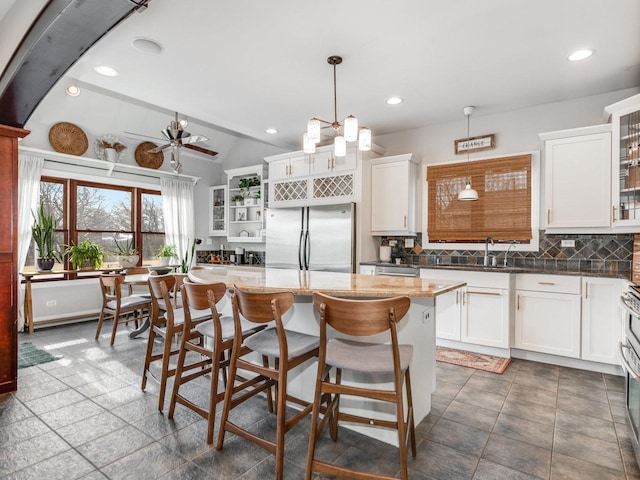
(405, 238, 414, 248)
(206, 238, 212, 245)
(45, 300, 56, 307)
(561, 239, 575, 248)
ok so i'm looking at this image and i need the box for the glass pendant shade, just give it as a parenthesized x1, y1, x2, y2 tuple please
(458, 183, 479, 201)
(344, 115, 358, 142)
(358, 128, 372, 151)
(307, 119, 321, 143)
(303, 132, 316, 154)
(334, 135, 346, 157)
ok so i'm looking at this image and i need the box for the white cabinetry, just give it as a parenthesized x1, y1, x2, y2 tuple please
(605, 94, 640, 227)
(309, 149, 356, 175)
(370, 154, 420, 236)
(269, 155, 308, 180)
(581, 276, 625, 365)
(514, 274, 581, 358)
(208, 185, 227, 236)
(421, 269, 511, 350)
(540, 125, 612, 230)
(225, 165, 266, 243)
(359, 264, 376, 275)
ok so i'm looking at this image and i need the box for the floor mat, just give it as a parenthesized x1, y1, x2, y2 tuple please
(436, 346, 511, 374)
(18, 342, 61, 369)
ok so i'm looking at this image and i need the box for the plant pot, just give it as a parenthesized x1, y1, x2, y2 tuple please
(117, 254, 139, 268)
(36, 257, 55, 272)
(244, 198, 256, 206)
(159, 256, 171, 266)
(104, 147, 117, 163)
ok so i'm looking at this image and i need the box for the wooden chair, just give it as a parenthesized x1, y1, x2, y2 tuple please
(95, 274, 151, 346)
(141, 273, 211, 411)
(305, 292, 416, 480)
(216, 287, 320, 480)
(168, 279, 264, 444)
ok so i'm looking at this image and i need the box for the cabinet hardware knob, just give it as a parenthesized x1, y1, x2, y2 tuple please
(455, 290, 459, 304)
(538, 281, 556, 285)
(613, 205, 617, 223)
(517, 294, 520, 310)
(585, 282, 589, 299)
(404, 215, 407, 227)
(547, 209, 551, 224)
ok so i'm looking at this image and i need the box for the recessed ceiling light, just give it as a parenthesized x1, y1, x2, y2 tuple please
(386, 97, 403, 105)
(265, 128, 278, 134)
(65, 84, 80, 96)
(131, 37, 164, 55)
(568, 49, 594, 61)
(93, 65, 119, 77)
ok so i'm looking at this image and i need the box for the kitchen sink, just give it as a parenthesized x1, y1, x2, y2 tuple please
(428, 264, 525, 273)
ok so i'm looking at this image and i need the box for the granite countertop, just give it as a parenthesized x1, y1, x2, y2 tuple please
(189, 266, 465, 297)
(360, 261, 631, 280)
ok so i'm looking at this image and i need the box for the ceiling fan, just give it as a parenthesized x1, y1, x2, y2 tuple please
(124, 112, 218, 174)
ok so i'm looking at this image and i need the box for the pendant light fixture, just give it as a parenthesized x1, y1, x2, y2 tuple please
(303, 56, 372, 157)
(458, 105, 479, 201)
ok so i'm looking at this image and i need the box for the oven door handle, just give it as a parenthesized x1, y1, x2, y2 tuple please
(621, 295, 638, 317)
(620, 342, 640, 380)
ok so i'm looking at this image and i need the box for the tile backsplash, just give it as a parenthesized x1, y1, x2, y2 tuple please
(386, 231, 634, 275)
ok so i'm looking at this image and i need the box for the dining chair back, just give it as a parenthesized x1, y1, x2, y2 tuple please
(305, 292, 416, 480)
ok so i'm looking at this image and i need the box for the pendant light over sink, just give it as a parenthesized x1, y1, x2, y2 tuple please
(458, 106, 479, 201)
(303, 56, 371, 157)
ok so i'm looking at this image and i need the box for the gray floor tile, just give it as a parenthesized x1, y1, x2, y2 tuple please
(442, 399, 499, 432)
(553, 428, 624, 472)
(56, 410, 128, 447)
(76, 424, 155, 468)
(508, 382, 558, 408)
(427, 417, 490, 456)
(464, 373, 512, 396)
(0, 415, 52, 448)
(100, 441, 188, 480)
(483, 433, 551, 479)
(410, 439, 479, 479)
(555, 409, 618, 443)
(473, 458, 543, 479)
(551, 451, 628, 480)
(513, 370, 559, 392)
(23, 387, 86, 415)
(38, 398, 107, 430)
(493, 412, 554, 449)
(454, 384, 507, 412)
(557, 390, 613, 422)
(501, 396, 557, 426)
(4, 449, 95, 480)
(0, 430, 70, 476)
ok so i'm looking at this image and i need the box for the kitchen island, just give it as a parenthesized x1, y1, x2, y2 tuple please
(189, 266, 465, 445)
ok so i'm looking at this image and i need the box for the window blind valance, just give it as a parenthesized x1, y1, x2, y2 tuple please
(427, 154, 532, 242)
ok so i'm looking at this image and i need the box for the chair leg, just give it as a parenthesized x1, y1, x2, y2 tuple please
(216, 343, 240, 450)
(206, 344, 222, 444)
(329, 368, 342, 441)
(110, 313, 119, 346)
(405, 368, 417, 457)
(274, 363, 288, 480)
(168, 333, 188, 420)
(395, 380, 408, 480)
(305, 361, 328, 480)
(95, 311, 106, 340)
(141, 327, 156, 391)
(263, 355, 274, 413)
(158, 332, 173, 412)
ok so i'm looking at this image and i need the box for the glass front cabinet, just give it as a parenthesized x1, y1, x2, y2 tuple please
(208, 185, 227, 236)
(225, 164, 266, 243)
(609, 94, 640, 226)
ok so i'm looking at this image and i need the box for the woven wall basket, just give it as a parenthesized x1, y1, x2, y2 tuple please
(135, 142, 164, 169)
(48, 122, 88, 155)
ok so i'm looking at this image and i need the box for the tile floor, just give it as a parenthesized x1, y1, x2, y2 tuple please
(1, 320, 640, 479)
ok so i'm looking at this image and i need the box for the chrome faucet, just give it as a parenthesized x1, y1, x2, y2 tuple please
(484, 237, 494, 266)
(504, 241, 516, 267)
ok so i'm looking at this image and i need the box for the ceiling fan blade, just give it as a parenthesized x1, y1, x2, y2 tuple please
(181, 134, 208, 145)
(184, 144, 218, 157)
(147, 143, 171, 153)
(122, 131, 165, 142)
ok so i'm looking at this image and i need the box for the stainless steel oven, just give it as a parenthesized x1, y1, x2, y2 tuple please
(619, 284, 640, 467)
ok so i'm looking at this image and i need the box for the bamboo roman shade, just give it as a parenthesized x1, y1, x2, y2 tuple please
(427, 154, 532, 242)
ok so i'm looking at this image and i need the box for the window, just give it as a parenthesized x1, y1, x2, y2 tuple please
(426, 154, 532, 243)
(26, 177, 163, 270)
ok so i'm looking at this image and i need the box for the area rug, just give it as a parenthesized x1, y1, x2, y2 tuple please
(436, 346, 511, 374)
(18, 342, 61, 369)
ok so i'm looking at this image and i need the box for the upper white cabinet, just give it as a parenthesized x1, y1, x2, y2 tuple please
(266, 144, 382, 207)
(225, 164, 266, 243)
(606, 94, 640, 227)
(208, 184, 227, 236)
(540, 125, 612, 230)
(370, 154, 420, 236)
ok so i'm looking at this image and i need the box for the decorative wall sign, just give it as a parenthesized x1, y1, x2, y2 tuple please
(455, 134, 495, 154)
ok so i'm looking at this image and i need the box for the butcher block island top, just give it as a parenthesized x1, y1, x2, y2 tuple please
(189, 266, 465, 297)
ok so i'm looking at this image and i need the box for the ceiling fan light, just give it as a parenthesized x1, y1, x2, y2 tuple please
(334, 135, 346, 157)
(307, 119, 321, 144)
(458, 183, 479, 201)
(303, 132, 316, 154)
(344, 115, 358, 142)
(358, 128, 372, 151)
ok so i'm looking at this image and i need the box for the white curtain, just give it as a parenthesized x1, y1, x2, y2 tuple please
(160, 177, 195, 267)
(17, 153, 44, 331)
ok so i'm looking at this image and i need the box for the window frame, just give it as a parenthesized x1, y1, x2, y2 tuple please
(422, 151, 540, 252)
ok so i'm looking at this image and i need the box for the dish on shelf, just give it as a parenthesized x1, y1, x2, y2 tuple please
(48, 122, 89, 155)
(134, 141, 164, 169)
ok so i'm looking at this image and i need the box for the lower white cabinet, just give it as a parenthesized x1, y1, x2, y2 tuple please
(421, 269, 511, 348)
(359, 265, 376, 275)
(515, 274, 582, 358)
(581, 276, 625, 364)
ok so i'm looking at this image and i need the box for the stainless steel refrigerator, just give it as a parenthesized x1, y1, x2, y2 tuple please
(265, 203, 355, 273)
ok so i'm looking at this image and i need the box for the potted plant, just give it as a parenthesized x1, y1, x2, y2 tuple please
(231, 193, 245, 206)
(31, 204, 57, 271)
(96, 136, 127, 163)
(63, 239, 104, 270)
(113, 235, 139, 268)
(157, 244, 177, 266)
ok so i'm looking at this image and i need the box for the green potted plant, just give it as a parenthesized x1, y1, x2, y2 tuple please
(63, 239, 104, 270)
(157, 244, 177, 266)
(231, 193, 245, 206)
(113, 235, 139, 268)
(31, 204, 57, 271)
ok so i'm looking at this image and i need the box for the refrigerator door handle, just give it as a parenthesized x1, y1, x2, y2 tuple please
(298, 228, 305, 270)
(303, 229, 310, 270)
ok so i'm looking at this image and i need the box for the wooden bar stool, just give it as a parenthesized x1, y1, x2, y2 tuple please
(95, 273, 151, 346)
(168, 279, 265, 444)
(216, 287, 320, 480)
(305, 292, 416, 480)
(142, 273, 211, 411)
